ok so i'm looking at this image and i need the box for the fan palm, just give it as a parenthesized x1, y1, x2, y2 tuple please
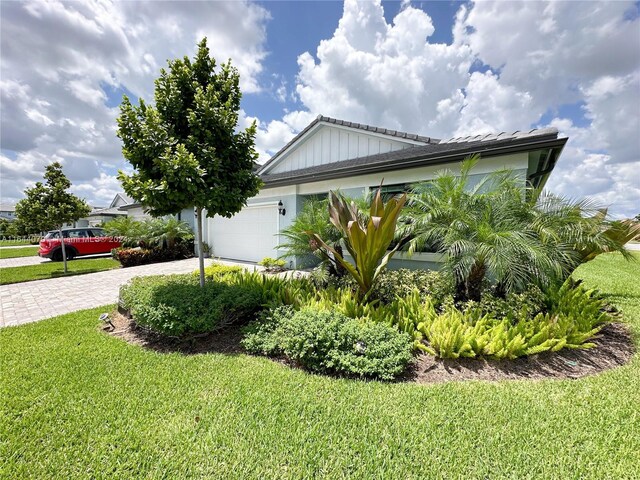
(102, 216, 144, 247)
(143, 217, 193, 249)
(277, 198, 342, 268)
(402, 155, 635, 301)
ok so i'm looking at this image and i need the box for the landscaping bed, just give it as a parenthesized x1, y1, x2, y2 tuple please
(108, 310, 634, 383)
(112, 258, 636, 382)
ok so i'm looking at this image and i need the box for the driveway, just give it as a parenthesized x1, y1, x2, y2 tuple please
(0, 258, 213, 328)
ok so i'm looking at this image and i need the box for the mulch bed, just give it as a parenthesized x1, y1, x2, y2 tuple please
(106, 312, 635, 383)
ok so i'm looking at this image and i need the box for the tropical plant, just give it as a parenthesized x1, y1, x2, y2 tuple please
(143, 217, 193, 249)
(278, 197, 343, 270)
(310, 187, 406, 299)
(102, 216, 145, 247)
(258, 257, 286, 271)
(402, 156, 635, 302)
(117, 38, 261, 287)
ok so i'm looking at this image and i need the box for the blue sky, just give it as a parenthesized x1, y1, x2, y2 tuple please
(1, 0, 638, 216)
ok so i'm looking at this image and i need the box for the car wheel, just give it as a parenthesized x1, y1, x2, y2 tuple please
(51, 249, 63, 262)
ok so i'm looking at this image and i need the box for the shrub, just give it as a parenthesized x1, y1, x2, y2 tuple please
(199, 263, 244, 281)
(290, 278, 609, 359)
(370, 268, 453, 305)
(113, 244, 193, 267)
(242, 308, 413, 380)
(258, 257, 286, 272)
(119, 274, 263, 336)
(408, 280, 610, 359)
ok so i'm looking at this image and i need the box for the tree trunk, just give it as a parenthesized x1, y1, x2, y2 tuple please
(58, 226, 68, 274)
(466, 262, 486, 302)
(195, 207, 205, 288)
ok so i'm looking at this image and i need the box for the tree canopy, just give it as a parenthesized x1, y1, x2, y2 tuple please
(116, 38, 262, 285)
(15, 162, 91, 233)
(116, 37, 261, 217)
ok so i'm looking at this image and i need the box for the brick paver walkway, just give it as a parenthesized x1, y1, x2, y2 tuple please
(0, 258, 213, 328)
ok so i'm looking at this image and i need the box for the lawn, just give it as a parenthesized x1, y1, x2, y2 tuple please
(0, 246, 39, 259)
(0, 239, 35, 247)
(0, 257, 120, 285)
(0, 253, 638, 479)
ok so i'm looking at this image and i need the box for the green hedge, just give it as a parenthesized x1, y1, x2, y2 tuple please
(119, 274, 263, 336)
(242, 307, 413, 380)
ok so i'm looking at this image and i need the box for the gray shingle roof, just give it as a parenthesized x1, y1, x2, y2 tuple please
(258, 115, 438, 174)
(260, 127, 566, 187)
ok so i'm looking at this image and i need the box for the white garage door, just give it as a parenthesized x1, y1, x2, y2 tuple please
(208, 203, 279, 263)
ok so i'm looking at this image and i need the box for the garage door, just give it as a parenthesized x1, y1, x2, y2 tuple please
(208, 203, 279, 263)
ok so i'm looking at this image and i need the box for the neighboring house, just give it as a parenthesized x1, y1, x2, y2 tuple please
(202, 115, 567, 269)
(0, 204, 16, 222)
(118, 196, 196, 231)
(83, 193, 131, 227)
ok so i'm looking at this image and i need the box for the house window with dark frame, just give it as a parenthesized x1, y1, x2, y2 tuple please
(370, 183, 410, 200)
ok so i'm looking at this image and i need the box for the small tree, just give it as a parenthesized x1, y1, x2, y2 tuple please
(15, 162, 91, 273)
(116, 38, 261, 286)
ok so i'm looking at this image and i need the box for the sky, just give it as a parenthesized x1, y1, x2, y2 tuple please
(1, 0, 639, 217)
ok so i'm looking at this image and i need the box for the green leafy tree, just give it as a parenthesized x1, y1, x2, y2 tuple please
(116, 38, 261, 286)
(15, 162, 91, 273)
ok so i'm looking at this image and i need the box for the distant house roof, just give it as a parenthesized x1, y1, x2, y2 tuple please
(258, 115, 438, 175)
(0, 204, 16, 212)
(88, 206, 127, 217)
(260, 124, 567, 190)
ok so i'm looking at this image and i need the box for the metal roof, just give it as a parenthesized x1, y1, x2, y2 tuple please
(260, 127, 566, 188)
(257, 115, 438, 174)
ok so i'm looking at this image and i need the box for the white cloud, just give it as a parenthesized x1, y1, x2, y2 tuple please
(289, 0, 473, 138)
(284, 0, 639, 216)
(1, 0, 270, 207)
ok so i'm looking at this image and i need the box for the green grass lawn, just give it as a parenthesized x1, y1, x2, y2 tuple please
(1, 253, 638, 479)
(0, 257, 120, 285)
(0, 246, 39, 259)
(0, 239, 36, 247)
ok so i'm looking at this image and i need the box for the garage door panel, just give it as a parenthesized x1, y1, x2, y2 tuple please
(210, 205, 278, 263)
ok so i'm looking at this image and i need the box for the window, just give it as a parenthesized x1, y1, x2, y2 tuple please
(370, 183, 409, 200)
(91, 229, 106, 237)
(67, 230, 89, 238)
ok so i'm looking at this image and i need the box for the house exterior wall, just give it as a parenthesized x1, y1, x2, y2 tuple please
(125, 206, 148, 220)
(268, 124, 424, 175)
(204, 151, 529, 269)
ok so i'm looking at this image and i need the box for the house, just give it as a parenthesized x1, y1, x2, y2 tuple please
(77, 193, 131, 227)
(117, 196, 197, 231)
(0, 204, 16, 222)
(203, 115, 567, 268)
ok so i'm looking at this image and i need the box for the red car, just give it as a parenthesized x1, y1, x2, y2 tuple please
(39, 228, 122, 261)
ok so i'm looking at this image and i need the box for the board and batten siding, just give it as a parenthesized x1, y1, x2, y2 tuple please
(269, 124, 420, 174)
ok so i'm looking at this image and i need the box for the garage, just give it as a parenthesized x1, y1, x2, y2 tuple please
(207, 202, 280, 263)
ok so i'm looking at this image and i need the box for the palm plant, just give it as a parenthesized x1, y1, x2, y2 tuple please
(143, 217, 193, 249)
(310, 187, 406, 299)
(403, 156, 636, 302)
(278, 197, 344, 271)
(102, 216, 144, 247)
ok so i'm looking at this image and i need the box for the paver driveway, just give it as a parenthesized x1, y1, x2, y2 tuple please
(0, 258, 213, 328)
